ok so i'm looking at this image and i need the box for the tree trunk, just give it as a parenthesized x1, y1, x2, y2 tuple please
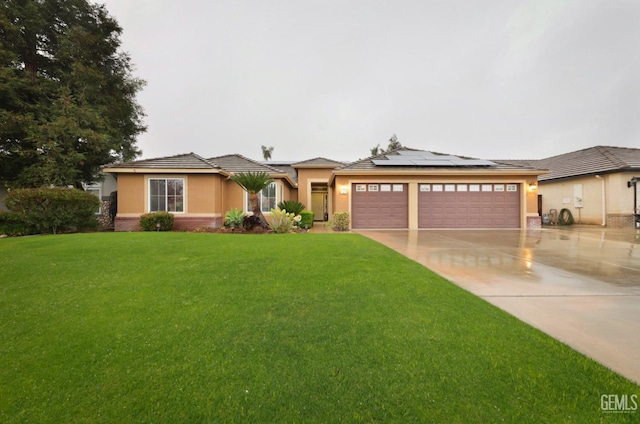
(249, 192, 269, 228)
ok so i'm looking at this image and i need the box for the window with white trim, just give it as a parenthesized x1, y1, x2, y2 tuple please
(246, 182, 278, 213)
(149, 178, 184, 212)
(85, 184, 102, 214)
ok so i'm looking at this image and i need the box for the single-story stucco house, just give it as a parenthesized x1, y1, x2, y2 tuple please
(102, 147, 548, 231)
(501, 146, 640, 228)
(3, 145, 638, 230)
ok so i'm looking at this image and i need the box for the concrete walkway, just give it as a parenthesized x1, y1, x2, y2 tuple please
(357, 227, 640, 384)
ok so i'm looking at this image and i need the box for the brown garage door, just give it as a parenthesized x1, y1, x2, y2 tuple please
(352, 183, 408, 229)
(418, 183, 520, 228)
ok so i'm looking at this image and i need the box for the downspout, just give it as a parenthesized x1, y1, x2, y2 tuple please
(595, 175, 605, 226)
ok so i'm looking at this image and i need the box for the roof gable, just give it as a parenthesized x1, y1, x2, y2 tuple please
(209, 154, 287, 174)
(209, 154, 298, 187)
(292, 157, 346, 168)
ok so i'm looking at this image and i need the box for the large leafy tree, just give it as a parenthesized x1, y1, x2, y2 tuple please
(230, 171, 273, 229)
(0, 0, 146, 188)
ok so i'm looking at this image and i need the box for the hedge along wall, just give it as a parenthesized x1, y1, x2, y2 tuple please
(4, 187, 101, 234)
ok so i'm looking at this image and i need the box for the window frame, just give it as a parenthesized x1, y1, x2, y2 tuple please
(84, 183, 102, 215)
(245, 181, 279, 214)
(148, 177, 185, 213)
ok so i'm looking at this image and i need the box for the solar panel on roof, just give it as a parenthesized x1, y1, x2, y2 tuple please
(373, 151, 497, 167)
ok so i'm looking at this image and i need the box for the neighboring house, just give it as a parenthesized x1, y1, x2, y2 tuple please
(104, 148, 547, 231)
(501, 146, 640, 228)
(84, 172, 118, 227)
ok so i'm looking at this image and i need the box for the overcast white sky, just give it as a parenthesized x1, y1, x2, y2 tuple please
(100, 0, 639, 162)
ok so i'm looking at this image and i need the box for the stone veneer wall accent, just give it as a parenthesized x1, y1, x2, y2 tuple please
(115, 216, 222, 232)
(606, 213, 636, 228)
(96, 200, 112, 228)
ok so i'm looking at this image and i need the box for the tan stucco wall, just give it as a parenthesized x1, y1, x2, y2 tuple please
(609, 173, 638, 215)
(116, 174, 145, 214)
(115, 173, 224, 217)
(539, 172, 638, 225)
(222, 180, 245, 213)
(281, 182, 296, 204)
(186, 174, 222, 214)
(333, 173, 539, 229)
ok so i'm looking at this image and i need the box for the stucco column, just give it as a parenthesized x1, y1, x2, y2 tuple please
(408, 182, 418, 229)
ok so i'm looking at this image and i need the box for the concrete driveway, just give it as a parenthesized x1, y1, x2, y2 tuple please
(358, 227, 640, 384)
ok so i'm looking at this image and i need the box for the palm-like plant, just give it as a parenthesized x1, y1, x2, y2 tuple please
(230, 171, 274, 228)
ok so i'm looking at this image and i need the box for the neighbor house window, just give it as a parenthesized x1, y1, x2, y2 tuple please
(85, 184, 102, 214)
(149, 178, 184, 212)
(246, 182, 278, 213)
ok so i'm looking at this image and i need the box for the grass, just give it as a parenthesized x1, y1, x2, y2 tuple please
(0, 232, 638, 423)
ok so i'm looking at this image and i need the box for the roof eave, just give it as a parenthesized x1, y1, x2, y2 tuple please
(332, 168, 549, 176)
(293, 164, 342, 169)
(328, 168, 548, 186)
(539, 167, 640, 183)
(103, 167, 230, 177)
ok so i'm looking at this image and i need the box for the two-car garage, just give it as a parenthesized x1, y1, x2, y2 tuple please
(351, 182, 522, 229)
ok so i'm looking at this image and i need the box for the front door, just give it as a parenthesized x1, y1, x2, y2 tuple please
(311, 192, 327, 221)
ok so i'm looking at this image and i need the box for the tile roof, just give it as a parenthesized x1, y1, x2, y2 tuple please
(337, 147, 544, 172)
(292, 157, 346, 167)
(266, 163, 298, 184)
(208, 154, 288, 175)
(500, 146, 640, 181)
(106, 153, 220, 169)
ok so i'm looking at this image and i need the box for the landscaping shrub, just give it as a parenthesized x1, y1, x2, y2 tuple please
(299, 210, 314, 228)
(0, 211, 37, 236)
(224, 208, 246, 228)
(4, 187, 100, 234)
(333, 211, 350, 231)
(277, 200, 305, 216)
(139, 211, 175, 231)
(270, 208, 295, 233)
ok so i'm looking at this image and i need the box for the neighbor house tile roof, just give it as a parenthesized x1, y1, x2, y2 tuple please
(499, 146, 640, 182)
(106, 153, 220, 169)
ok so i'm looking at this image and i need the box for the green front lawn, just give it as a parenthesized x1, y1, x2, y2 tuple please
(0, 233, 637, 423)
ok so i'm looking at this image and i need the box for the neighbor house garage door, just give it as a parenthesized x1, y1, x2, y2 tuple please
(418, 183, 521, 228)
(352, 183, 408, 229)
